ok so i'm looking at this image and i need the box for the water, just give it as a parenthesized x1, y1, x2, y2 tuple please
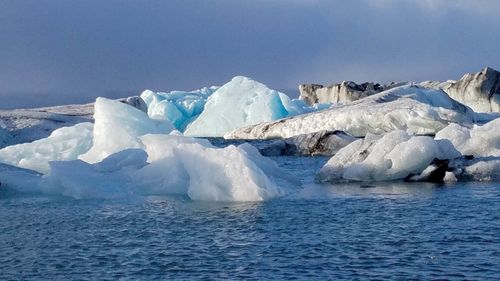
(1, 153, 500, 279)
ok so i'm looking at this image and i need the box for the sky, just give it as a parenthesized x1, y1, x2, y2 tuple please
(1, 0, 500, 108)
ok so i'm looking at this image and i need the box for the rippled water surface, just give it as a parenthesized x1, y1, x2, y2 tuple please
(1, 154, 499, 280)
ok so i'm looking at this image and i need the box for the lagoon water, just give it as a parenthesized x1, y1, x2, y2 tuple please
(1, 153, 499, 280)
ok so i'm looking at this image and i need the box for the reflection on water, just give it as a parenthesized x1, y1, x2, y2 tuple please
(298, 182, 444, 199)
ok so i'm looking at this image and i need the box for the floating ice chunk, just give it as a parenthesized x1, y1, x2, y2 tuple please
(137, 134, 297, 201)
(7, 134, 296, 201)
(140, 87, 218, 131)
(316, 130, 461, 182)
(79, 97, 174, 164)
(435, 118, 500, 157)
(184, 76, 292, 137)
(0, 122, 93, 174)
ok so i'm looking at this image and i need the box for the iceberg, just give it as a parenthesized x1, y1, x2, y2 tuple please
(0, 103, 297, 201)
(184, 76, 297, 137)
(79, 97, 174, 164)
(140, 86, 218, 131)
(135, 135, 296, 201)
(226, 85, 476, 139)
(316, 119, 499, 183)
(435, 118, 500, 157)
(12, 135, 296, 201)
(316, 131, 460, 183)
(0, 122, 93, 174)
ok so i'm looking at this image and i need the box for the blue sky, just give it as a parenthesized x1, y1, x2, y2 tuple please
(1, 0, 499, 108)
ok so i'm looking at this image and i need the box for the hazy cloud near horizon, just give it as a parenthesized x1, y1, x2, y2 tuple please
(0, 0, 499, 107)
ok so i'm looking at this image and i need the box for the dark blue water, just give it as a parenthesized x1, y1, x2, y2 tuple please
(1, 155, 499, 280)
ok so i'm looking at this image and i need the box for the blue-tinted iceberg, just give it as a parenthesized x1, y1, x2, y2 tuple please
(140, 86, 218, 131)
(184, 76, 309, 137)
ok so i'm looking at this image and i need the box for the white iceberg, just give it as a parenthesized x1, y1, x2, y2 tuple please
(0, 122, 93, 174)
(79, 97, 174, 164)
(316, 130, 460, 182)
(36, 135, 296, 201)
(226, 85, 476, 139)
(135, 134, 295, 201)
(184, 76, 298, 137)
(316, 119, 499, 183)
(435, 118, 500, 157)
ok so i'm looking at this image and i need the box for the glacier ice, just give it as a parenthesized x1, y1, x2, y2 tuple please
(134, 134, 297, 201)
(0, 122, 93, 174)
(140, 86, 218, 131)
(79, 97, 174, 164)
(184, 76, 297, 137)
(316, 118, 499, 183)
(1, 132, 297, 201)
(225, 85, 476, 139)
(316, 131, 460, 182)
(139, 77, 324, 136)
(435, 118, 500, 157)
